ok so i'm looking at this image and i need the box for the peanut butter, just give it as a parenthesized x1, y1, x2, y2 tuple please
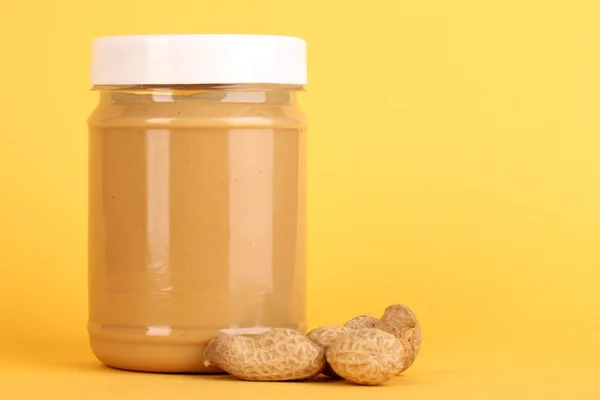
(88, 86, 307, 372)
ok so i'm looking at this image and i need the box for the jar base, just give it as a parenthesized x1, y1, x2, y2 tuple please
(89, 335, 221, 373)
(88, 321, 306, 373)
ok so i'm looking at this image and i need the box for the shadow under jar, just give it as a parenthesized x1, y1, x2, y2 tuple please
(87, 35, 308, 373)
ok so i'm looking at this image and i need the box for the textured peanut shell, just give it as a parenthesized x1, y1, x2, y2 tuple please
(306, 326, 350, 378)
(343, 304, 422, 373)
(379, 304, 422, 373)
(203, 328, 326, 381)
(326, 328, 404, 385)
(344, 315, 382, 330)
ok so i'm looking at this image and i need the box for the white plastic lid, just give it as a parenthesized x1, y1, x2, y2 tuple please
(91, 34, 307, 86)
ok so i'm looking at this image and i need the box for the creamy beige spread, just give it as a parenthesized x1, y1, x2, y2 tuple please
(88, 87, 306, 372)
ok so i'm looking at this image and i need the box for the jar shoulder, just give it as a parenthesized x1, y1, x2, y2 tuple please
(88, 101, 307, 129)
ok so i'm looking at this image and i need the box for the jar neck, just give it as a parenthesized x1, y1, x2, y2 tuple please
(93, 84, 304, 104)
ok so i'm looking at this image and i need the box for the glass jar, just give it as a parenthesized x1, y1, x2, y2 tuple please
(87, 35, 307, 373)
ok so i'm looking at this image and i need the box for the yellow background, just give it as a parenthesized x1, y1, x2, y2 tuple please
(1, 0, 599, 398)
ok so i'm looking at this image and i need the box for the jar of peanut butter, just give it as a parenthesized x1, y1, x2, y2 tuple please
(87, 35, 307, 373)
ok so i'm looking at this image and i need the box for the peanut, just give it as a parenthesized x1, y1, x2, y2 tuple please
(344, 304, 421, 373)
(344, 315, 382, 329)
(326, 328, 404, 385)
(203, 328, 326, 381)
(380, 304, 422, 372)
(306, 326, 350, 378)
